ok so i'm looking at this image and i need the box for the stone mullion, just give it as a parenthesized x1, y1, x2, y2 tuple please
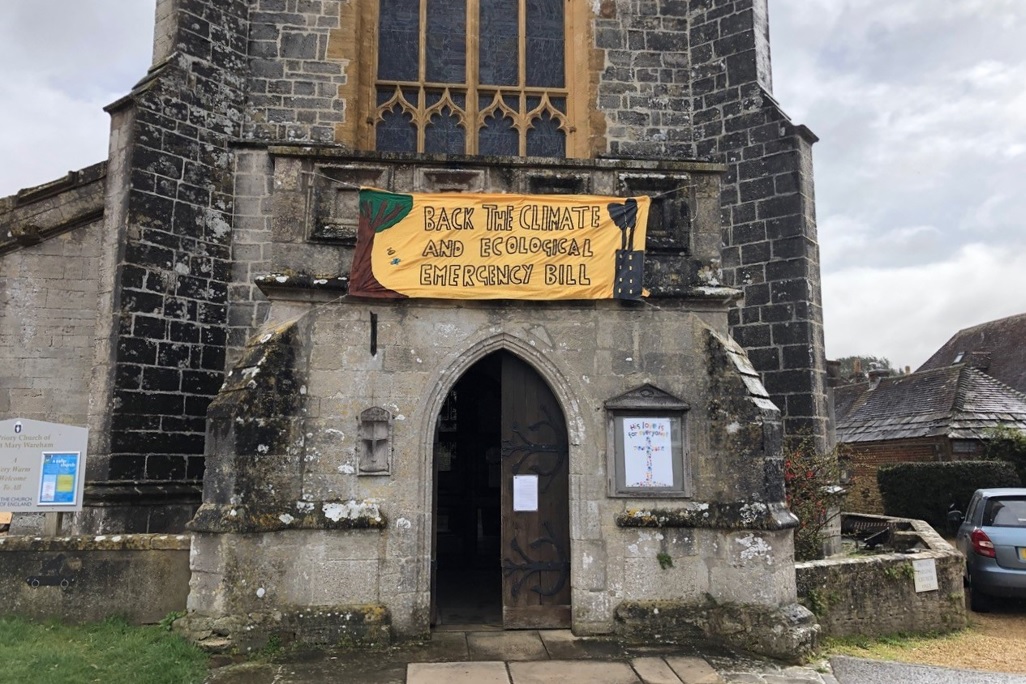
(517, 0, 528, 155)
(416, 0, 429, 151)
(465, 0, 481, 154)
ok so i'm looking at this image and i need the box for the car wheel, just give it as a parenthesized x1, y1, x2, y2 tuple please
(968, 577, 990, 613)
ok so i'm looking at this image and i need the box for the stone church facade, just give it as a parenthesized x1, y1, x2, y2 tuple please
(0, 0, 827, 659)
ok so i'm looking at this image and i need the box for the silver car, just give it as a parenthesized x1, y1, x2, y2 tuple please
(952, 488, 1026, 611)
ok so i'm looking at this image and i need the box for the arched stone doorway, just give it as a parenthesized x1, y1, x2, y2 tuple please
(431, 350, 571, 629)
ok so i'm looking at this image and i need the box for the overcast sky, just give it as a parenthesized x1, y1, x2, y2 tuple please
(1, 1, 1024, 370)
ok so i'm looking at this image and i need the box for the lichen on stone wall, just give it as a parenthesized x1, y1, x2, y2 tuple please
(704, 327, 786, 503)
(195, 318, 325, 529)
(188, 498, 386, 534)
(615, 501, 796, 531)
(0, 534, 189, 552)
(795, 514, 967, 638)
(254, 272, 348, 296)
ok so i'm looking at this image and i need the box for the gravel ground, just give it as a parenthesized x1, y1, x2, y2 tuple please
(829, 600, 1026, 674)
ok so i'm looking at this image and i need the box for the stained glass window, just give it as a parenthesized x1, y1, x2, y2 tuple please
(479, 112, 518, 156)
(525, 0, 564, 88)
(479, 0, 518, 86)
(373, 0, 577, 157)
(425, 0, 467, 83)
(377, 0, 419, 82)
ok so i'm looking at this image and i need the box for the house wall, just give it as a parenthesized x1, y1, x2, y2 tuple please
(845, 438, 945, 514)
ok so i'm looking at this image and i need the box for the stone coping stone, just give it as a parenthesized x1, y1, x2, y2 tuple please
(0, 533, 190, 551)
(615, 502, 796, 531)
(266, 146, 728, 174)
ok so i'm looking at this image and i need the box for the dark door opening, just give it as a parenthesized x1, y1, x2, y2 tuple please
(432, 354, 503, 627)
(431, 351, 571, 630)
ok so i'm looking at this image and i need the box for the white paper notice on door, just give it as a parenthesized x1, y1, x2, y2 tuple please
(513, 474, 539, 512)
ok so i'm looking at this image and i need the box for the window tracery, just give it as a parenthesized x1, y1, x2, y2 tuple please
(370, 0, 584, 157)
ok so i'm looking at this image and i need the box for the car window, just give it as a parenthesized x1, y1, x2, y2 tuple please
(966, 494, 981, 523)
(983, 497, 1026, 527)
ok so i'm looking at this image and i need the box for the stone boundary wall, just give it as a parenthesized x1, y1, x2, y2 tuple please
(796, 514, 967, 638)
(0, 534, 190, 625)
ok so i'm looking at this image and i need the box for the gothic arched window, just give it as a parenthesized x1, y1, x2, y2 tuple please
(370, 0, 587, 157)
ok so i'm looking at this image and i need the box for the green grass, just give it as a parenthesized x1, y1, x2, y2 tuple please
(823, 629, 965, 658)
(0, 616, 208, 684)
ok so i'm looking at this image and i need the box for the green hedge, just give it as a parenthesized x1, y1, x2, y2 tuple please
(877, 460, 1021, 529)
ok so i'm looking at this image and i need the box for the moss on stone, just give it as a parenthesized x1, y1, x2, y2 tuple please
(615, 501, 797, 531)
(614, 598, 819, 663)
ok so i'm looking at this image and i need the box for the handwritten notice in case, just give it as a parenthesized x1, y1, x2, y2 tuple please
(912, 558, 939, 592)
(513, 475, 538, 512)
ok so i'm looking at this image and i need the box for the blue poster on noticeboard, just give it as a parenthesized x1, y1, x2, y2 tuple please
(38, 452, 80, 506)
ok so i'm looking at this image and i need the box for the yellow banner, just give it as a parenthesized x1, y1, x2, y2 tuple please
(349, 189, 650, 300)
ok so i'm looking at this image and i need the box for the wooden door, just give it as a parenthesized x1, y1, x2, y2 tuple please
(500, 354, 571, 628)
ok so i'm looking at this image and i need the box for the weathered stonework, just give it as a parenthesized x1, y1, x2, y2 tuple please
(70, 0, 252, 533)
(174, 604, 392, 653)
(0, 533, 190, 625)
(614, 598, 818, 664)
(0, 0, 830, 661)
(182, 239, 814, 655)
(0, 165, 108, 426)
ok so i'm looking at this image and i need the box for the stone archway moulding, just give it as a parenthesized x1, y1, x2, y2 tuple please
(413, 331, 586, 615)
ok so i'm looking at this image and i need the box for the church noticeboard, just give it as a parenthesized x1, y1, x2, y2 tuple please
(348, 189, 651, 300)
(0, 418, 88, 513)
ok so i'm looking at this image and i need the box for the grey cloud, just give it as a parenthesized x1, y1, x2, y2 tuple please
(0, 1, 153, 196)
(771, 1, 1026, 362)
(0, 1, 153, 97)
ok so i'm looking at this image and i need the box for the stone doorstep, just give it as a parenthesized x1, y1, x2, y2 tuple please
(508, 660, 641, 684)
(466, 630, 549, 661)
(407, 661, 510, 684)
(407, 657, 725, 684)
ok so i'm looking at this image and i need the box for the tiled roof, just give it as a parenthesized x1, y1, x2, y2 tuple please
(836, 365, 1026, 443)
(917, 312, 1026, 395)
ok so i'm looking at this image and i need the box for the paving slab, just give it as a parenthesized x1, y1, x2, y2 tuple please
(418, 631, 470, 661)
(665, 656, 724, 684)
(205, 662, 279, 683)
(537, 629, 587, 659)
(467, 630, 548, 661)
(407, 661, 510, 684)
(509, 659, 641, 684)
(631, 657, 686, 684)
(539, 629, 627, 659)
